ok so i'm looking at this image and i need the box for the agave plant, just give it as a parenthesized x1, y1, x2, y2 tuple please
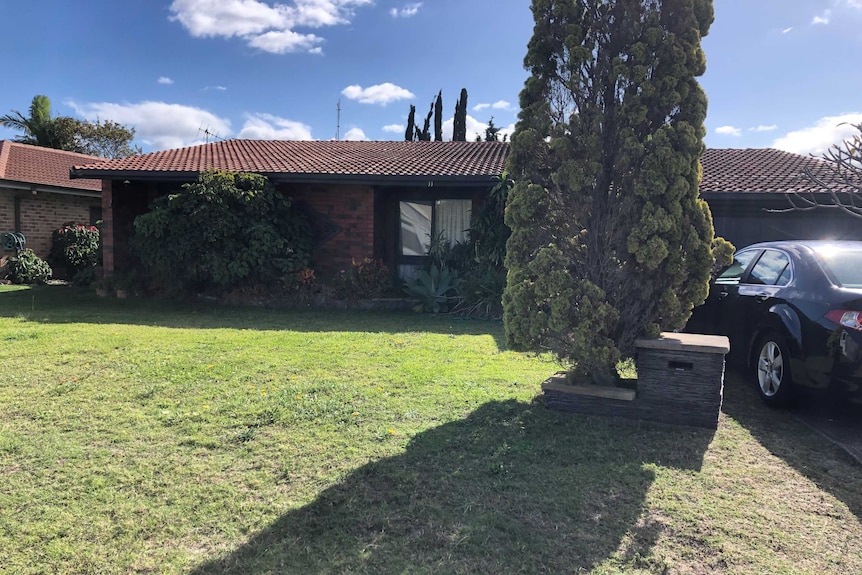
(403, 264, 463, 313)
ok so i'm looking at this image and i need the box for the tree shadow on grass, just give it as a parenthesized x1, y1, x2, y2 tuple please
(191, 399, 713, 574)
(0, 285, 507, 347)
(720, 367, 862, 521)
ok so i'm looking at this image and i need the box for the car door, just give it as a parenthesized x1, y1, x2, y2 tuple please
(734, 248, 794, 351)
(690, 248, 761, 339)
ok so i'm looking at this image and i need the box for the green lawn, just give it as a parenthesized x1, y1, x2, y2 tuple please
(0, 285, 860, 574)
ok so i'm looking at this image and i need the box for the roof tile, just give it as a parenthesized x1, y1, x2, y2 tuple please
(0, 140, 103, 192)
(700, 148, 854, 194)
(72, 140, 510, 179)
(71, 140, 854, 195)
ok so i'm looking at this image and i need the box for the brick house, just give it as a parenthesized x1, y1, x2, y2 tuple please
(69, 140, 860, 278)
(70, 140, 508, 277)
(0, 140, 103, 260)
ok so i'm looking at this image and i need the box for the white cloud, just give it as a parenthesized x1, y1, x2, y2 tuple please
(247, 29, 321, 53)
(341, 83, 415, 105)
(203, 85, 228, 91)
(772, 113, 862, 155)
(847, 0, 862, 8)
(715, 125, 742, 137)
(168, 0, 372, 54)
(781, 27, 793, 34)
(237, 112, 313, 140)
(473, 100, 512, 112)
(68, 100, 232, 150)
(812, 10, 831, 24)
(750, 124, 778, 132)
(440, 115, 514, 142)
(343, 127, 368, 141)
(390, 3, 422, 17)
(382, 124, 404, 133)
(157, 76, 174, 85)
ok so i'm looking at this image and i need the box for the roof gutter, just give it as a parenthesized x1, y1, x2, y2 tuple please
(1, 180, 101, 198)
(69, 169, 499, 188)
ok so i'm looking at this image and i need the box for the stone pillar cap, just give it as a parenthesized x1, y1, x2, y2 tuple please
(635, 332, 730, 354)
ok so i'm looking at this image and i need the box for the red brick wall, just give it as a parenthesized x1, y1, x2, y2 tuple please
(101, 181, 114, 274)
(0, 187, 100, 260)
(283, 184, 375, 275)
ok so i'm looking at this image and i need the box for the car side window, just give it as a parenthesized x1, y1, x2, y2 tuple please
(747, 249, 792, 286)
(716, 250, 759, 284)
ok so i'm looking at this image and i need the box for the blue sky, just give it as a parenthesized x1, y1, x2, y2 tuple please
(1, 0, 860, 155)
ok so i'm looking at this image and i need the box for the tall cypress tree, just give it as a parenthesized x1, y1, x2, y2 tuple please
(503, 0, 727, 384)
(418, 101, 433, 141)
(405, 105, 417, 141)
(453, 88, 468, 141)
(434, 90, 443, 142)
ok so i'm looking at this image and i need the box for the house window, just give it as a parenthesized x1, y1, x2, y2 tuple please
(399, 199, 471, 256)
(398, 199, 471, 276)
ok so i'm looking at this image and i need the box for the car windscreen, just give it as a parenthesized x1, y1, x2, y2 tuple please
(814, 248, 862, 288)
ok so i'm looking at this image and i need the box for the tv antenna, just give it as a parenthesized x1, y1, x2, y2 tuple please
(335, 99, 341, 141)
(198, 123, 222, 143)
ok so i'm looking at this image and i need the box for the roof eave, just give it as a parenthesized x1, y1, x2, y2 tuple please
(0, 178, 101, 197)
(70, 169, 501, 187)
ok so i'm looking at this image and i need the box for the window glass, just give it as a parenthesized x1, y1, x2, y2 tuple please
(716, 250, 759, 284)
(748, 250, 791, 286)
(400, 201, 432, 256)
(815, 248, 862, 288)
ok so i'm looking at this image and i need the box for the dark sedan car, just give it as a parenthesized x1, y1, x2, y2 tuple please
(687, 240, 862, 406)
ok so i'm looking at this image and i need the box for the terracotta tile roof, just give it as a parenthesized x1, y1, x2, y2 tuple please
(70, 140, 851, 195)
(0, 140, 103, 192)
(700, 148, 854, 194)
(71, 140, 510, 182)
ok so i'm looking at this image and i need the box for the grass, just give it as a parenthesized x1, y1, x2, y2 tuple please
(0, 285, 860, 574)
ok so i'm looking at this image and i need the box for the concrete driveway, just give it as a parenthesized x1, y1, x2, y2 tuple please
(790, 395, 862, 464)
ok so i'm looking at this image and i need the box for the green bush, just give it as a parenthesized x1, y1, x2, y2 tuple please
(458, 265, 507, 318)
(7, 249, 52, 285)
(131, 170, 312, 294)
(50, 223, 101, 283)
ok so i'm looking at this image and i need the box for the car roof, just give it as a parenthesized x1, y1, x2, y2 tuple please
(738, 240, 862, 256)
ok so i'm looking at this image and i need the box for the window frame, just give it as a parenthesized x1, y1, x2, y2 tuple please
(397, 196, 473, 267)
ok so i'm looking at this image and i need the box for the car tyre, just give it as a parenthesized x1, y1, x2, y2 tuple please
(753, 332, 794, 406)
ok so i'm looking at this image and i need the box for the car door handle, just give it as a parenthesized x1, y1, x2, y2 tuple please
(717, 291, 729, 301)
(755, 293, 770, 303)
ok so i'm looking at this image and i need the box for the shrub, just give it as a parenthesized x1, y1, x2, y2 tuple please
(131, 170, 312, 294)
(50, 223, 100, 282)
(6, 249, 52, 285)
(330, 259, 394, 301)
(457, 265, 507, 318)
(403, 264, 463, 313)
(350, 258, 393, 299)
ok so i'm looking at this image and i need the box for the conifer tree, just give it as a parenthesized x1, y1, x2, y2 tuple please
(417, 101, 433, 141)
(434, 91, 443, 141)
(453, 88, 468, 141)
(503, 0, 727, 384)
(405, 105, 417, 141)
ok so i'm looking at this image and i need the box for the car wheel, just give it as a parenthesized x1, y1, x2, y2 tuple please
(754, 333, 794, 406)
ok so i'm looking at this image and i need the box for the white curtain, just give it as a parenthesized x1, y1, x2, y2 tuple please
(435, 199, 471, 245)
